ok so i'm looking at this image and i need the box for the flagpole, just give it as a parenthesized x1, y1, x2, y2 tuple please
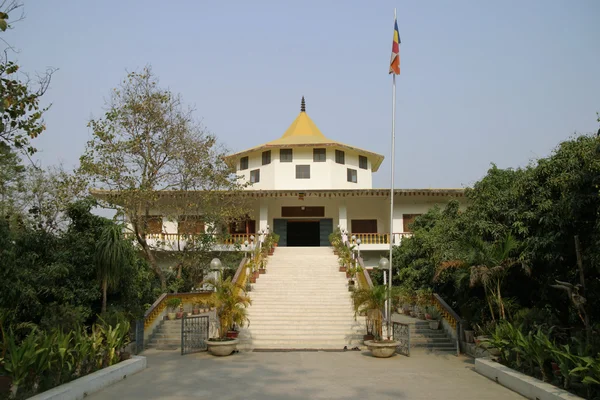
(387, 8, 397, 340)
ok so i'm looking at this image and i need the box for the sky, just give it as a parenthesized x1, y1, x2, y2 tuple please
(4, 0, 600, 189)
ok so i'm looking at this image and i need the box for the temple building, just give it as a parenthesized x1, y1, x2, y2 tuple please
(93, 98, 465, 267)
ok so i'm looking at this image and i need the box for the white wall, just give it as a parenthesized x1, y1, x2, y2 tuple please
(236, 147, 374, 190)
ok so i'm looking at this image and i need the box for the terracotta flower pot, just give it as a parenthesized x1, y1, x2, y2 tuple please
(259, 268, 266, 274)
(339, 266, 347, 272)
(250, 276, 256, 283)
(176, 312, 184, 319)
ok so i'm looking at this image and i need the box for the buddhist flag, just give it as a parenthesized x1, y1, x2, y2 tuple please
(389, 17, 400, 75)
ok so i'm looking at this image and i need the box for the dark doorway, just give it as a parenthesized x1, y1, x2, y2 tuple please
(287, 220, 320, 247)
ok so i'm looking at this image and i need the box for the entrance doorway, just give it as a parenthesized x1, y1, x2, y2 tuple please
(287, 220, 320, 247)
(273, 218, 333, 247)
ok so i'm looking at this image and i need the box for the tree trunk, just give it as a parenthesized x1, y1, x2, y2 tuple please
(497, 280, 505, 319)
(484, 286, 496, 321)
(102, 278, 107, 314)
(574, 236, 591, 347)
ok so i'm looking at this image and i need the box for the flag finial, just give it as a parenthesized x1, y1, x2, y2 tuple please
(301, 96, 306, 112)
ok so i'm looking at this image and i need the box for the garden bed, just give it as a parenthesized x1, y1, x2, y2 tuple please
(28, 356, 146, 400)
(475, 358, 583, 400)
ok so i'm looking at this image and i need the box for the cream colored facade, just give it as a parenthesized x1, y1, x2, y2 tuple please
(92, 99, 466, 268)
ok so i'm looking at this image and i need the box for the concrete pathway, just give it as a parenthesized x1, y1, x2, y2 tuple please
(89, 349, 524, 400)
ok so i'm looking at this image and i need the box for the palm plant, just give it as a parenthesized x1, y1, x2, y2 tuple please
(435, 233, 527, 320)
(351, 286, 387, 340)
(95, 224, 130, 314)
(203, 276, 252, 339)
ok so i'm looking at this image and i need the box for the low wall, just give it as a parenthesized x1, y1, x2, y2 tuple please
(29, 356, 147, 400)
(475, 358, 583, 400)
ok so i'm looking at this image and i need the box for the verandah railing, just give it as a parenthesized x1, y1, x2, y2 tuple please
(123, 232, 255, 245)
(349, 232, 414, 245)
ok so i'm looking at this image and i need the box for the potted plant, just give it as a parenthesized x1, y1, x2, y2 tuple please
(203, 276, 251, 356)
(426, 306, 441, 330)
(176, 303, 184, 319)
(258, 258, 266, 274)
(352, 285, 399, 358)
(192, 302, 201, 315)
(272, 233, 280, 247)
(165, 297, 181, 320)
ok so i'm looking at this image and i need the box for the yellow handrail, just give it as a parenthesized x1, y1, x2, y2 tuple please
(349, 233, 390, 245)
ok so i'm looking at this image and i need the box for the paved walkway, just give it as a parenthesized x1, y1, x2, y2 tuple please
(90, 349, 524, 400)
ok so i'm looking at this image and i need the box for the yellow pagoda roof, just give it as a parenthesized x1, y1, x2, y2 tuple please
(224, 98, 385, 171)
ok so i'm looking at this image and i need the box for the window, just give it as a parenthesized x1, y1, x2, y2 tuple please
(178, 216, 205, 234)
(403, 214, 423, 232)
(280, 148, 293, 162)
(313, 148, 326, 162)
(250, 169, 260, 183)
(296, 165, 310, 179)
(262, 150, 271, 165)
(351, 219, 377, 233)
(347, 168, 357, 183)
(240, 156, 249, 170)
(335, 150, 345, 164)
(359, 155, 368, 169)
(142, 217, 162, 234)
(229, 219, 256, 234)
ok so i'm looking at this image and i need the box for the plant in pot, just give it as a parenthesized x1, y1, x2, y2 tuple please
(352, 285, 399, 358)
(165, 297, 182, 320)
(192, 302, 201, 315)
(202, 275, 252, 356)
(425, 306, 442, 330)
(272, 233, 280, 247)
(329, 229, 342, 254)
(258, 257, 267, 274)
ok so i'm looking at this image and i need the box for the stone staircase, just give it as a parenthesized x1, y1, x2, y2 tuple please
(147, 319, 181, 350)
(410, 320, 457, 353)
(239, 246, 364, 350)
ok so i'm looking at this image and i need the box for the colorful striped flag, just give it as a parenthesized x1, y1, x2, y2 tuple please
(389, 17, 400, 75)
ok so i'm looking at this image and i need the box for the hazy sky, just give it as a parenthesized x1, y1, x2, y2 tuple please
(4, 1, 599, 189)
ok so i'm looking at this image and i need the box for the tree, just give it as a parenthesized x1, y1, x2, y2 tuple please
(80, 67, 247, 290)
(1, 1, 54, 155)
(0, 142, 24, 216)
(436, 234, 527, 320)
(95, 224, 130, 314)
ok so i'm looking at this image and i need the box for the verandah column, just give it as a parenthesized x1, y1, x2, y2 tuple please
(338, 202, 347, 233)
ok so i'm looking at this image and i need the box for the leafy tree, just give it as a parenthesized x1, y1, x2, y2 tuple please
(95, 224, 130, 314)
(80, 67, 247, 290)
(0, 0, 54, 155)
(0, 142, 24, 216)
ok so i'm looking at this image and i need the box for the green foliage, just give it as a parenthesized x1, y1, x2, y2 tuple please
(202, 276, 251, 338)
(485, 321, 600, 397)
(95, 224, 131, 313)
(389, 132, 600, 332)
(0, 319, 130, 399)
(0, 199, 158, 329)
(165, 297, 182, 312)
(0, 48, 53, 154)
(351, 286, 386, 339)
(79, 67, 249, 290)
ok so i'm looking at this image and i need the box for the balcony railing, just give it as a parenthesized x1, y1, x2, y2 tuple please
(123, 232, 255, 245)
(349, 232, 413, 245)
